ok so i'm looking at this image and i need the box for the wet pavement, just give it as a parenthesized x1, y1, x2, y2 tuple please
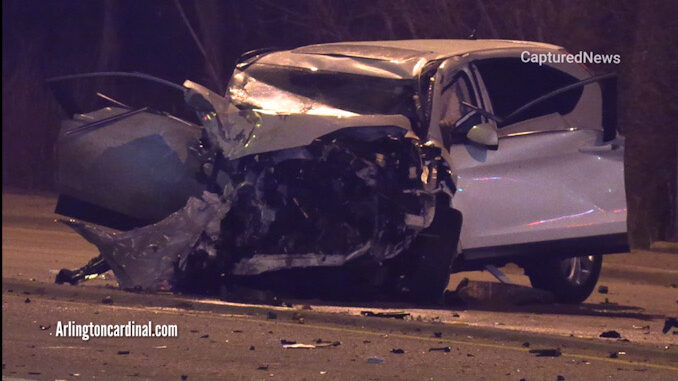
(3, 192, 678, 380)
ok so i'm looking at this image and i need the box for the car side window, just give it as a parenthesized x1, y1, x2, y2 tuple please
(439, 72, 480, 148)
(474, 58, 583, 127)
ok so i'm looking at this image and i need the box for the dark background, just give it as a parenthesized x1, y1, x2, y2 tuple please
(2, 0, 676, 247)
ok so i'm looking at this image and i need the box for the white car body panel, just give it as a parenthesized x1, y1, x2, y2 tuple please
(449, 128, 627, 249)
(428, 52, 627, 252)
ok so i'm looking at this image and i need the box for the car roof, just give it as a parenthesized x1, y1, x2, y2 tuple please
(251, 39, 564, 79)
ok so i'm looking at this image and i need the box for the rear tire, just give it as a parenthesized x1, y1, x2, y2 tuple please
(526, 255, 602, 303)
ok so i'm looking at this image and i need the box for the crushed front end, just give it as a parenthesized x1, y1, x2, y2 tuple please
(53, 58, 453, 295)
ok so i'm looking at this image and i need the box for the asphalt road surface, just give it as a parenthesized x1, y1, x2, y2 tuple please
(3, 192, 678, 380)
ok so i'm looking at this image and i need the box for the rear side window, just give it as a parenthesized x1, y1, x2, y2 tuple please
(474, 58, 583, 126)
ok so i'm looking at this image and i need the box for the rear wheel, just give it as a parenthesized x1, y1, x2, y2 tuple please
(526, 255, 602, 303)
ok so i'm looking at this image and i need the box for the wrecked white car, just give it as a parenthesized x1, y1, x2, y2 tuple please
(50, 39, 628, 303)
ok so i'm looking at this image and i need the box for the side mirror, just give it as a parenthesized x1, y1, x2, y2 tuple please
(466, 123, 498, 150)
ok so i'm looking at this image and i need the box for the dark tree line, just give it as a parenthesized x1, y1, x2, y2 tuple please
(2, 0, 676, 245)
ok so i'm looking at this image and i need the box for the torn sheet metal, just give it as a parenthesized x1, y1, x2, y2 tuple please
(63, 192, 229, 290)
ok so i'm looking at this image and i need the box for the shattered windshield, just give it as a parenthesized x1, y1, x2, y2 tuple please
(228, 63, 417, 117)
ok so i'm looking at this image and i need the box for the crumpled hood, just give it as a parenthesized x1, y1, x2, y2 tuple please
(184, 80, 413, 160)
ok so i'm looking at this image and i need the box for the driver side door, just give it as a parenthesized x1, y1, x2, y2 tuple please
(434, 57, 627, 256)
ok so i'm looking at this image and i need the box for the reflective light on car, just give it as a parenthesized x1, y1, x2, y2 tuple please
(527, 209, 595, 226)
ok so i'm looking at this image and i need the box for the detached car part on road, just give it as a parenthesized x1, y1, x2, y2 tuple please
(50, 39, 628, 303)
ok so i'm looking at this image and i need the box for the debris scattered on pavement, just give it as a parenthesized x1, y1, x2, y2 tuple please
(283, 343, 316, 349)
(316, 341, 341, 348)
(452, 280, 555, 306)
(249, 346, 255, 351)
(361, 311, 410, 319)
(257, 365, 269, 371)
(367, 357, 384, 364)
(24, 298, 31, 303)
(267, 311, 277, 320)
(281, 339, 340, 349)
(101, 296, 113, 304)
(117, 350, 130, 355)
(39, 324, 50, 330)
(601, 297, 618, 306)
(433, 332, 442, 338)
(181, 375, 188, 380)
(662, 317, 678, 334)
(391, 348, 405, 354)
(557, 375, 565, 380)
(522, 342, 530, 348)
(466, 353, 474, 357)
(452, 313, 460, 318)
(428, 347, 451, 352)
(363, 340, 371, 344)
(199, 334, 209, 339)
(597, 285, 609, 294)
(609, 351, 626, 358)
(302, 305, 313, 310)
(599, 330, 621, 338)
(154, 345, 167, 349)
(632, 325, 650, 330)
(315, 339, 341, 347)
(529, 349, 562, 357)
(232, 330, 243, 333)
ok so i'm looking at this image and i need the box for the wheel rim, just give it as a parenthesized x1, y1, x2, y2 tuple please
(559, 255, 595, 286)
